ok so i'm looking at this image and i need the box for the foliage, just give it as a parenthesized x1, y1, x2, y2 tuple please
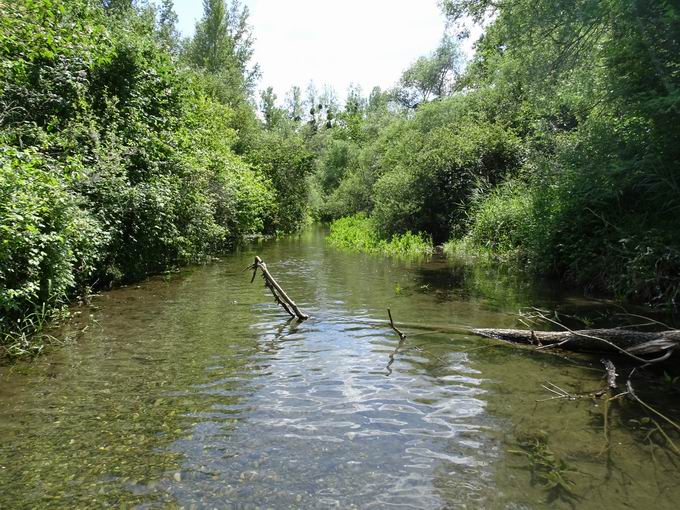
(293, 0, 680, 306)
(438, 0, 680, 304)
(372, 111, 522, 242)
(245, 129, 314, 233)
(3, 0, 680, 355)
(446, 179, 533, 258)
(327, 215, 433, 258)
(0, 149, 104, 336)
(186, 0, 259, 102)
(393, 34, 464, 109)
(321, 166, 375, 220)
(0, 0, 281, 351)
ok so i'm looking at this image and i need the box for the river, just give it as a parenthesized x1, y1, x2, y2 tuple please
(1, 227, 678, 509)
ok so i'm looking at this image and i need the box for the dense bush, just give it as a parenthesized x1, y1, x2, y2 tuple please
(3, 0, 679, 356)
(246, 129, 314, 233)
(529, 112, 680, 302)
(458, 111, 680, 302)
(321, 166, 376, 221)
(0, 0, 283, 351)
(302, 0, 679, 306)
(372, 114, 522, 242)
(433, 0, 680, 305)
(0, 149, 104, 335)
(456, 179, 534, 258)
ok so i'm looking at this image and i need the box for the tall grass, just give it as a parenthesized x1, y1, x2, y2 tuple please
(0, 302, 61, 360)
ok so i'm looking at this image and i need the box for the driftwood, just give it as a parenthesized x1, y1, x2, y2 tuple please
(472, 327, 680, 362)
(248, 256, 308, 321)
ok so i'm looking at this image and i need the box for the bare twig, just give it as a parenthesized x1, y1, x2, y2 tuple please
(537, 382, 576, 402)
(264, 278, 295, 318)
(613, 312, 673, 330)
(651, 419, 680, 456)
(387, 309, 406, 340)
(627, 370, 680, 433)
(385, 333, 406, 377)
(531, 308, 675, 363)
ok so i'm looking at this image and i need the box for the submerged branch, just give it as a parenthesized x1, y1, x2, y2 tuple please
(627, 371, 680, 433)
(248, 256, 309, 321)
(387, 309, 406, 340)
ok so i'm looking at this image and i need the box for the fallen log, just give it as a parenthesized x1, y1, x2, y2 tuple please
(471, 327, 680, 362)
(248, 256, 309, 321)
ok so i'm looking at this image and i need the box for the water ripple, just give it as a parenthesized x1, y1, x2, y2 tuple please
(160, 306, 497, 508)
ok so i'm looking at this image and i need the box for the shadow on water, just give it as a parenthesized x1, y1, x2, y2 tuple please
(0, 226, 678, 509)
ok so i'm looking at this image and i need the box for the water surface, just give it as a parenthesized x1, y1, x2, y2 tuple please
(1, 228, 678, 509)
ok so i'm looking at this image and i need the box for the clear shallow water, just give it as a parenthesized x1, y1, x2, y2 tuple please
(1, 228, 679, 509)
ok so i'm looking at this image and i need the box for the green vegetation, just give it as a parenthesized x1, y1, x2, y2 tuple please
(296, 0, 679, 306)
(2, 0, 679, 355)
(0, 0, 312, 355)
(327, 215, 433, 258)
(510, 432, 580, 505)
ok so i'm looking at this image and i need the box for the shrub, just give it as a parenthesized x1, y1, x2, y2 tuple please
(327, 215, 433, 258)
(246, 130, 315, 233)
(459, 180, 534, 258)
(321, 167, 375, 220)
(0, 149, 104, 337)
(372, 116, 521, 242)
(0, 1, 282, 353)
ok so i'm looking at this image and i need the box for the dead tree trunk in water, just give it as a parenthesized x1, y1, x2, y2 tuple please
(248, 256, 309, 321)
(471, 328, 680, 362)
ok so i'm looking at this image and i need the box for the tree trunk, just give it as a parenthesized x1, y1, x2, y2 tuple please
(471, 328, 680, 358)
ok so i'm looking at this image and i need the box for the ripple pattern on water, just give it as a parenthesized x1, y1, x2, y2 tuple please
(157, 305, 496, 509)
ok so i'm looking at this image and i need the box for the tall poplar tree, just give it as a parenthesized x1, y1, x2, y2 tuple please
(188, 0, 259, 102)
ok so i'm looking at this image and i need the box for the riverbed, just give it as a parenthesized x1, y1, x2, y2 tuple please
(1, 228, 678, 509)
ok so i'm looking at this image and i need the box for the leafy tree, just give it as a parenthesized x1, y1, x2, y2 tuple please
(441, 0, 680, 302)
(345, 83, 366, 115)
(188, 0, 259, 102)
(0, 0, 280, 349)
(439, 0, 496, 24)
(284, 85, 304, 122)
(260, 86, 284, 130)
(102, 0, 134, 12)
(156, 0, 180, 54)
(246, 131, 315, 232)
(338, 84, 367, 142)
(394, 35, 463, 109)
(367, 87, 388, 113)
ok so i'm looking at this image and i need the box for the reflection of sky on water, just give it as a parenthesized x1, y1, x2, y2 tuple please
(158, 245, 497, 509)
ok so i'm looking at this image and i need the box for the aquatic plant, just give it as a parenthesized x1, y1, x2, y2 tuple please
(509, 433, 581, 504)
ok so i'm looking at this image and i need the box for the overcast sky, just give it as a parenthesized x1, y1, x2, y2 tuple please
(172, 0, 461, 102)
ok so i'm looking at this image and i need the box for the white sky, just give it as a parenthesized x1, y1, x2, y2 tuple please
(173, 0, 470, 102)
